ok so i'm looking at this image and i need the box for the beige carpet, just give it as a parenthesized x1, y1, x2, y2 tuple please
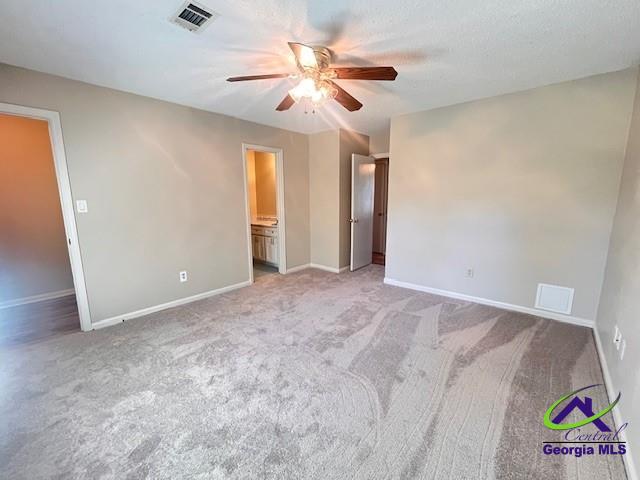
(0, 266, 626, 479)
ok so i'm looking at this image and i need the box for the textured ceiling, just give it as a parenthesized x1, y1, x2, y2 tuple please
(1, 0, 639, 135)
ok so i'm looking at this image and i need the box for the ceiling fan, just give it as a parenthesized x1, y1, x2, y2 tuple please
(227, 42, 398, 112)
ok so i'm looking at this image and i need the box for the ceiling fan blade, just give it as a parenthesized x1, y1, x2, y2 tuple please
(276, 94, 296, 111)
(332, 67, 398, 81)
(227, 73, 290, 82)
(288, 42, 318, 69)
(329, 81, 363, 111)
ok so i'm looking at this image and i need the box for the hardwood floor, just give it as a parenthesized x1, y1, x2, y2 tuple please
(0, 295, 80, 347)
(372, 252, 385, 265)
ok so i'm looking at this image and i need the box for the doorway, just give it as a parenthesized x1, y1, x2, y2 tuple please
(350, 154, 389, 271)
(372, 158, 389, 265)
(242, 144, 286, 282)
(0, 104, 91, 343)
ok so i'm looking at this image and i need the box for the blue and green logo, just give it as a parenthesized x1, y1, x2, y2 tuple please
(541, 384, 627, 458)
(543, 384, 620, 432)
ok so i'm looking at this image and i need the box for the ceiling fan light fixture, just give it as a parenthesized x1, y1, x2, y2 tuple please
(226, 42, 397, 112)
(289, 77, 338, 105)
(288, 77, 316, 103)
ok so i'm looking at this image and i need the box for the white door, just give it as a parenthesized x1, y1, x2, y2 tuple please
(350, 154, 376, 271)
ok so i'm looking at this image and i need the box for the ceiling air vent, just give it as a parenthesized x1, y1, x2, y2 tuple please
(170, 1, 218, 32)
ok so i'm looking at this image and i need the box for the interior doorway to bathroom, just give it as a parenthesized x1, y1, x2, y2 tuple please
(242, 144, 286, 282)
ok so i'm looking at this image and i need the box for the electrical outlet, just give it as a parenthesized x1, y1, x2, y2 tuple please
(179, 271, 188, 283)
(465, 268, 474, 278)
(614, 326, 622, 350)
(620, 339, 626, 360)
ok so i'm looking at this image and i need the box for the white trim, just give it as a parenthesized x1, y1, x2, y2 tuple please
(241, 143, 287, 283)
(371, 152, 390, 159)
(0, 102, 92, 331)
(383, 277, 594, 328)
(309, 263, 349, 274)
(241, 146, 254, 285)
(593, 328, 638, 480)
(92, 280, 251, 330)
(0, 289, 75, 309)
(284, 263, 310, 274)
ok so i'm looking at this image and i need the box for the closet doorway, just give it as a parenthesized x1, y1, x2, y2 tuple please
(242, 144, 286, 282)
(372, 157, 389, 265)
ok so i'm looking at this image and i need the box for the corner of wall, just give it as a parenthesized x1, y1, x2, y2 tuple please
(592, 66, 640, 480)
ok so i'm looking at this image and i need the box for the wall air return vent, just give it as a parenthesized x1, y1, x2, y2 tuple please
(535, 283, 575, 315)
(170, 1, 218, 32)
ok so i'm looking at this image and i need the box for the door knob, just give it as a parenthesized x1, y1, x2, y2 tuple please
(349, 218, 358, 223)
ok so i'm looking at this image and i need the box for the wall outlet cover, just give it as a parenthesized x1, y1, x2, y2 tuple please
(614, 325, 622, 350)
(179, 271, 188, 282)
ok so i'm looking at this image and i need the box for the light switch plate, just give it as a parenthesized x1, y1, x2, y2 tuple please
(76, 200, 88, 213)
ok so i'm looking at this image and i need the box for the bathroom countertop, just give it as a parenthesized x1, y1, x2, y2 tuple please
(251, 221, 278, 227)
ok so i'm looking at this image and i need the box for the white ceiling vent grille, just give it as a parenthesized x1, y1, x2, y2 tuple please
(170, 2, 218, 32)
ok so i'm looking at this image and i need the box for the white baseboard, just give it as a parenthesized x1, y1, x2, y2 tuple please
(309, 263, 348, 274)
(285, 263, 310, 274)
(383, 277, 594, 328)
(92, 280, 251, 330)
(0, 288, 75, 309)
(593, 328, 638, 480)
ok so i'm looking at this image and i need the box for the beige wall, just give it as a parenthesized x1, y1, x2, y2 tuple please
(254, 151, 277, 217)
(309, 130, 340, 269)
(387, 69, 637, 321)
(0, 63, 309, 322)
(308, 129, 369, 270)
(339, 130, 369, 268)
(369, 126, 390, 155)
(596, 70, 640, 457)
(0, 114, 74, 303)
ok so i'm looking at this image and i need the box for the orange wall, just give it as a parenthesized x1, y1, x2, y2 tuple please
(254, 151, 277, 217)
(0, 113, 73, 303)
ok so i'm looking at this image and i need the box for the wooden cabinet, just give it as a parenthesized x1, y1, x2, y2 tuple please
(251, 225, 278, 266)
(252, 234, 265, 261)
(264, 235, 278, 264)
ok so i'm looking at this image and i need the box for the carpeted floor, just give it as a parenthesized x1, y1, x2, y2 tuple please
(0, 266, 626, 479)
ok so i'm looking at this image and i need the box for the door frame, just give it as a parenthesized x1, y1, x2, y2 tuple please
(241, 143, 286, 283)
(0, 102, 92, 331)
